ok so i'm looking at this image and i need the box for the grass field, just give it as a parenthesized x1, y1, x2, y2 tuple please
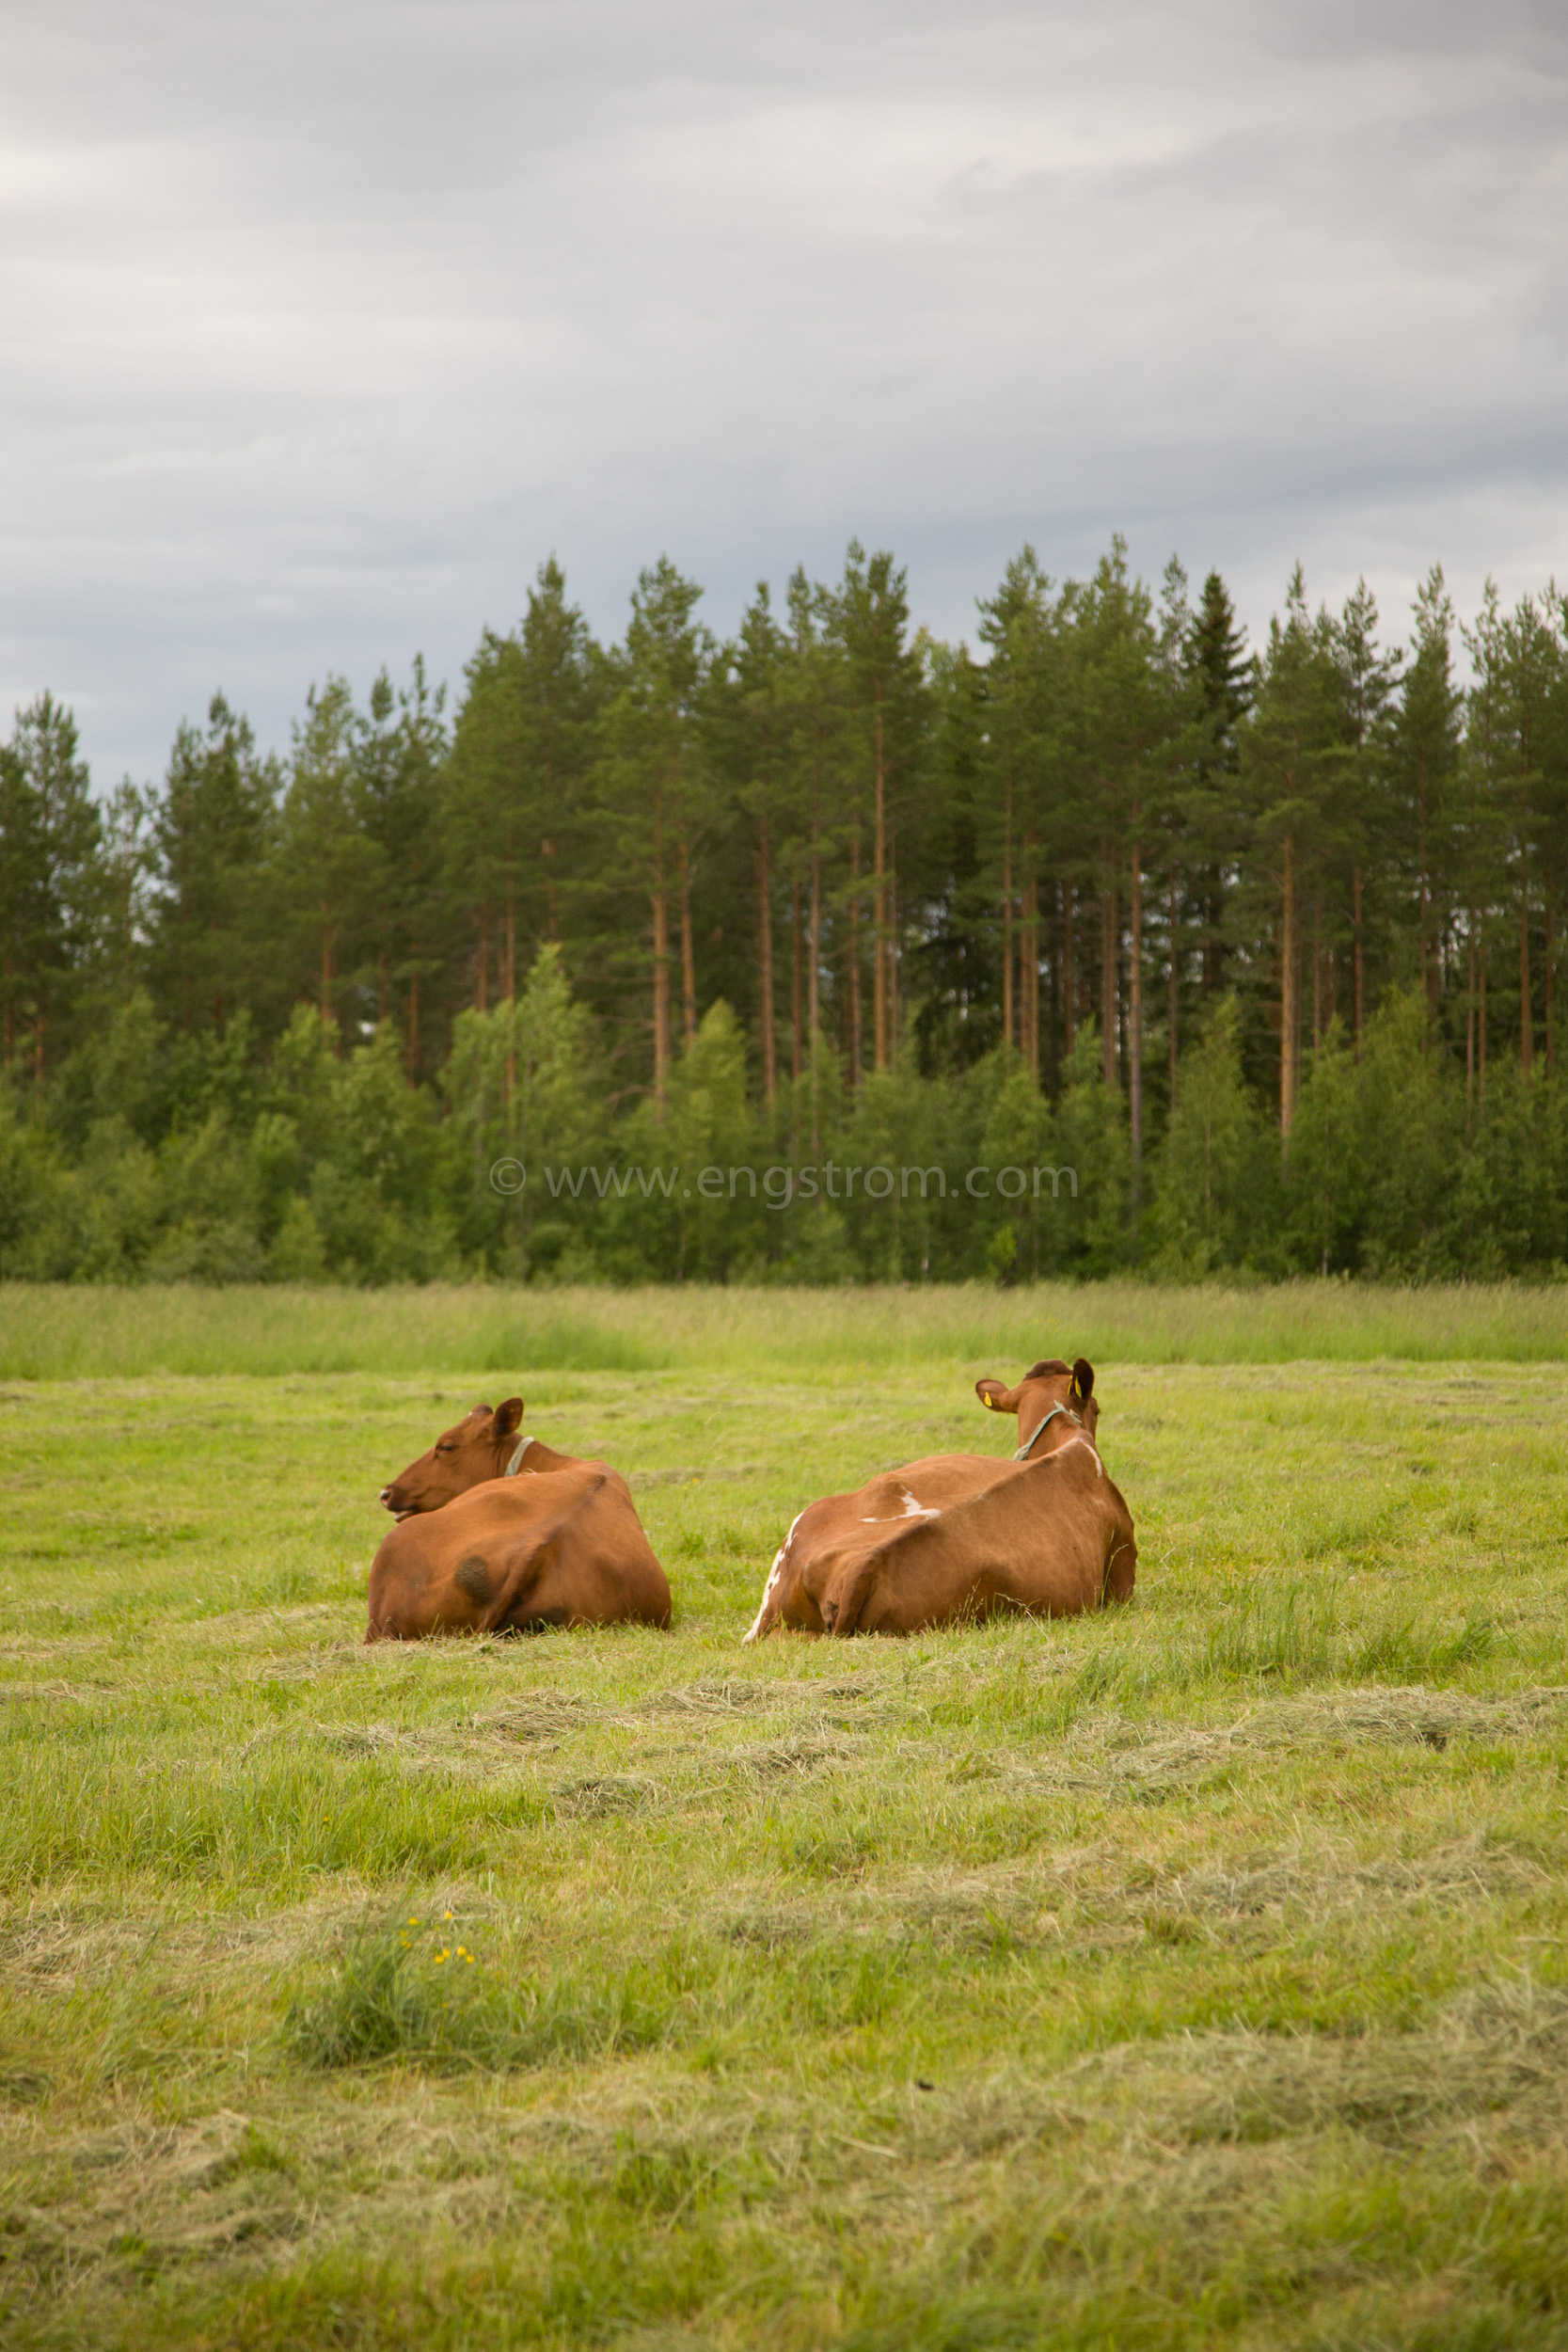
(7, 1275, 1568, 1378)
(3, 1288, 1568, 2346)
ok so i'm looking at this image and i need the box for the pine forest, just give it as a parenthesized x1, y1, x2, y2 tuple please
(4, 539, 1568, 1286)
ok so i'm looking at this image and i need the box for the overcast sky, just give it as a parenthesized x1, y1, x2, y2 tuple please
(3, 0, 1564, 787)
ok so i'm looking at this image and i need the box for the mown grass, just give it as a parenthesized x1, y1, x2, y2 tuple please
(3, 1322, 1568, 2345)
(7, 1272, 1568, 1377)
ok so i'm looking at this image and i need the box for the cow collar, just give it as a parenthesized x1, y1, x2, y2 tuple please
(1015, 1403, 1083, 1461)
(503, 1434, 533, 1476)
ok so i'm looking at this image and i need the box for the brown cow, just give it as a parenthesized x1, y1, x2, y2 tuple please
(365, 1397, 671, 1640)
(742, 1357, 1135, 1642)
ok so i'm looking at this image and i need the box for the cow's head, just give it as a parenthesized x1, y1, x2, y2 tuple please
(974, 1357, 1098, 1456)
(379, 1398, 525, 1517)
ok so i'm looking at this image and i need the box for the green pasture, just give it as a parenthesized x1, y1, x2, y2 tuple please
(3, 1291, 1568, 2346)
(6, 1274, 1568, 1378)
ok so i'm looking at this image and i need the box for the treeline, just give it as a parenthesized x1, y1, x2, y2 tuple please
(3, 539, 1567, 1284)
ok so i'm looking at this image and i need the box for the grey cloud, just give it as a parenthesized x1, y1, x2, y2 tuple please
(1, 0, 1564, 781)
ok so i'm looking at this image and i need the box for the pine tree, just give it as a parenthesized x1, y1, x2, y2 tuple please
(781, 569, 838, 1122)
(1332, 580, 1401, 1055)
(1072, 541, 1171, 1200)
(1464, 584, 1564, 1076)
(444, 560, 599, 1052)
(1180, 570, 1253, 1002)
(1388, 568, 1462, 1040)
(713, 583, 788, 1102)
(975, 547, 1055, 1081)
(7, 694, 104, 1082)
(356, 658, 447, 1074)
(1239, 569, 1350, 1142)
(602, 560, 712, 1113)
(0, 736, 49, 1068)
(147, 693, 278, 1037)
(281, 679, 384, 1043)
(828, 545, 927, 1078)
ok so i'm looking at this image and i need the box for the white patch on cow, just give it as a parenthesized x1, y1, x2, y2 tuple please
(861, 1485, 940, 1526)
(742, 1511, 804, 1645)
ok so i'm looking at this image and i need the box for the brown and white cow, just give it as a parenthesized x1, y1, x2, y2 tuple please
(742, 1357, 1135, 1642)
(365, 1398, 671, 1640)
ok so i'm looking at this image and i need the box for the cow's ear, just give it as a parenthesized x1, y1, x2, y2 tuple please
(1069, 1358, 1095, 1405)
(493, 1397, 524, 1438)
(975, 1377, 1020, 1414)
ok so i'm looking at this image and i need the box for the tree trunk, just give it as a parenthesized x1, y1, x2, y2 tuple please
(1001, 779, 1013, 1056)
(1101, 861, 1118, 1087)
(790, 875, 803, 1085)
(1063, 883, 1076, 1057)
(808, 851, 822, 1159)
(321, 905, 334, 1040)
(849, 827, 863, 1089)
(1480, 927, 1488, 1102)
(542, 838, 560, 942)
(872, 690, 888, 1072)
(1280, 833, 1297, 1141)
(1129, 830, 1143, 1212)
(652, 788, 670, 1118)
(476, 901, 488, 1015)
(1167, 869, 1180, 1109)
(1312, 890, 1322, 1057)
(1466, 927, 1476, 1117)
(1546, 890, 1555, 1076)
(756, 811, 776, 1102)
(1520, 821, 1533, 1076)
(1353, 866, 1364, 1061)
(377, 947, 388, 1025)
(406, 968, 420, 1079)
(679, 838, 697, 1049)
(1418, 755, 1431, 1018)
(1022, 834, 1038, 1080)
(504, 873, 516, 1107)
(889, 831, 899, 1061)
(808, 855, 821, 1047)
